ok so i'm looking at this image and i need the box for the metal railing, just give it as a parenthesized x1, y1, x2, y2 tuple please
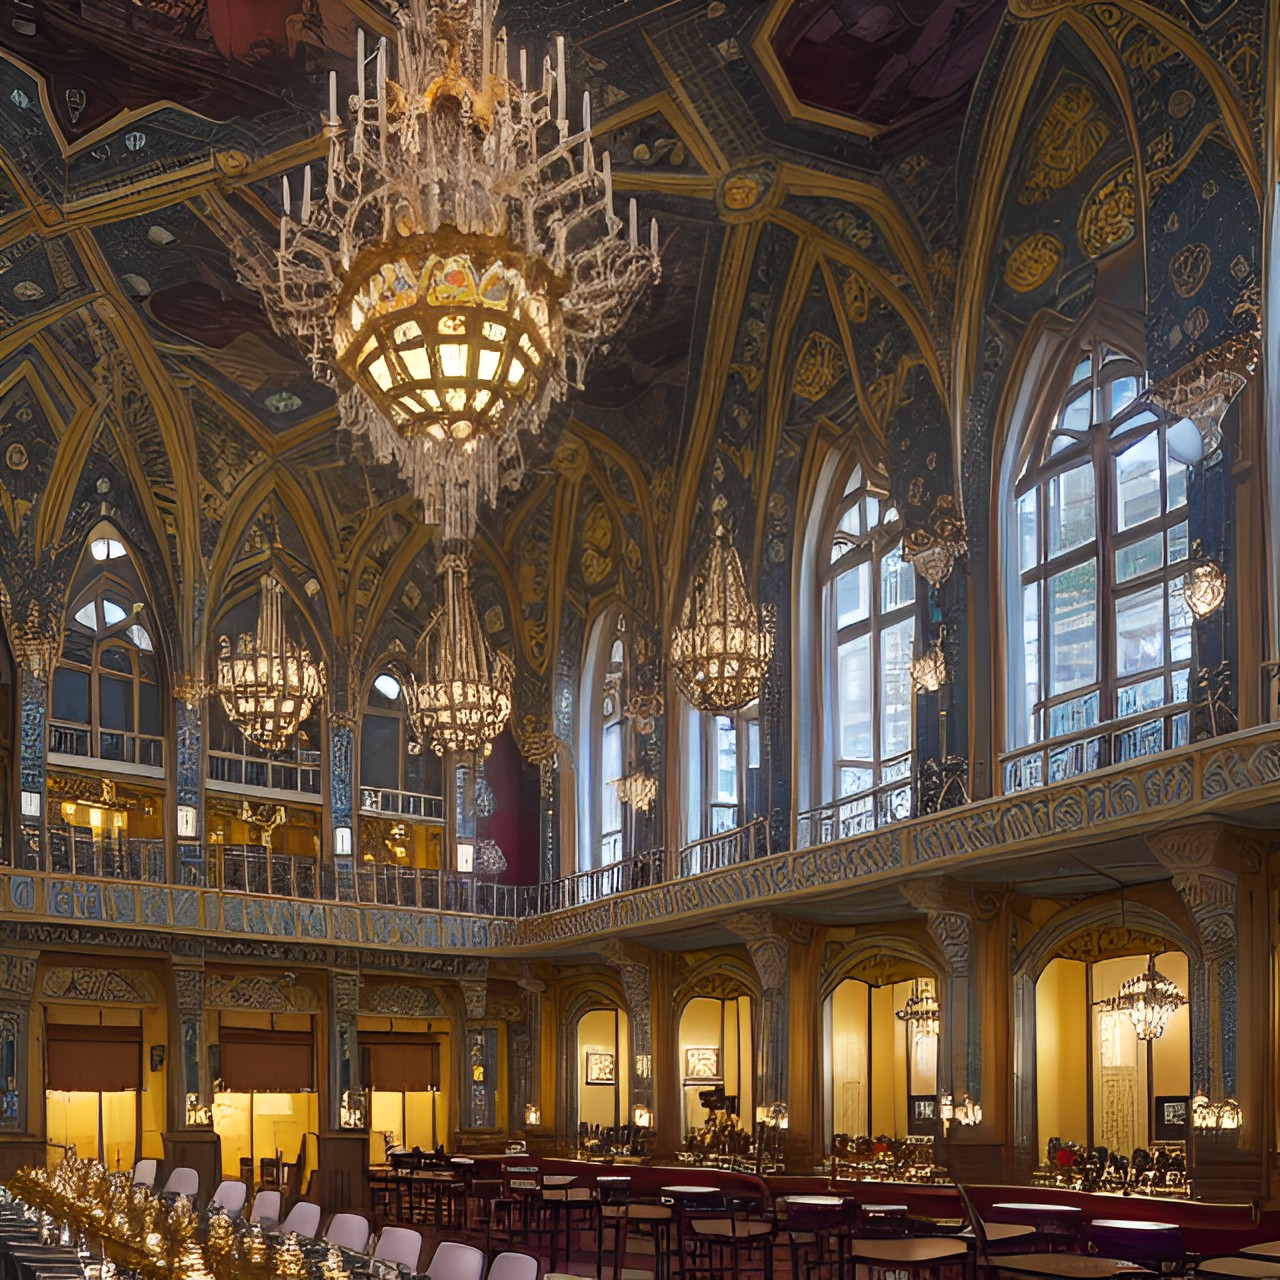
(358, 786, 445, 821)
(48, 720, 164, 770)
(45, 827, 166, 882)
(214, 844, 317, 898)
(207, 749, 322, 796)
(352, 864, 518, 915)
(795, 779, 914, 849)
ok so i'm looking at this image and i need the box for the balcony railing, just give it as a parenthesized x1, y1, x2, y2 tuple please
(213, 844, 317, 898)
(795, 778, 914, 849)
(48, 720, 164, 770)
(353, 863, 518, 915)
(45, 827, 166, 882)
(358, 786, 445, 821)
(207, 749, 322, 797)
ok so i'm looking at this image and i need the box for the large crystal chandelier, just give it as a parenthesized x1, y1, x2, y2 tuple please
(409, 555, 514, 757)
(1096, 955, 1188, 1041)
(215, 575, 325, 754)
(670, 524, 775, 714)
(230, 0, 660, 542)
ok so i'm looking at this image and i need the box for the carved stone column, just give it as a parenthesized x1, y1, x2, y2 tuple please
(0, 952, 37, 1136)
(329, 971, 361, 1131)
(457, 965, 498, 1131)
(172, 963, 207, 1129)
(1146, 824, 1261, 1099)
(599, 942, 654, 1127)
(900, 878, 976, 1098)
(328, 710, 357, 901)
(725, 913, 810, 1109)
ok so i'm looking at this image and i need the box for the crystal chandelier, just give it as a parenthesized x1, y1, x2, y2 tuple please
(1096, 955, 1188, 1041)
(230, 0, 660, 542)
(670, 524, 775, 714)
(895, 980, 940, 1046)
(409, 555, 513, 757)
(215, 575, 325, 754)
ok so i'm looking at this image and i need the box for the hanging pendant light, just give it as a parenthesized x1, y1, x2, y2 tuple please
(1095, 954, 1188, 1041)
(670, 524, 774, 714)
(409, 555, 513, 758)
(215, 575, 325, 754)
(895, 980, 940, 1046)
(228, 0, 660, 542)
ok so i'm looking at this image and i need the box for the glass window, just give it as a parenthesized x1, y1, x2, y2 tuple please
(820, 464, 917, 814)
(359, 669, 440, 799)
(1005, 341, 1191, 791)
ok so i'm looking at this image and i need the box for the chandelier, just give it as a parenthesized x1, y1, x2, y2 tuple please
(895, 980, 940, 1045)
(230, 0, 660, 543)
(1095, 955, 1188, 1041)
(409, 555, 513, 757)
(910, 631, 948, 693)
(670, 524, 775, 714)
(215, 575, 325, 754)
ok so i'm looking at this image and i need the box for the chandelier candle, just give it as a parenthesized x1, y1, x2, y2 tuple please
(230, 0, 661, 543)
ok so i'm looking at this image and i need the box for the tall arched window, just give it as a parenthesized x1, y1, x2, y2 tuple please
(816, 464, 916, 827)
(1003, 339, 1191, 792)
(578, 612, 629, 871)
(359, 670, 440, 802)
(51, 534, 163, 770)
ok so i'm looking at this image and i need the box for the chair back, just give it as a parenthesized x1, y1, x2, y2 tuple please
(424, 1240, 486, 1280)
(954, 1184, 990, 1262)
(324, 1212, 371, 1254)
(249, 1190, 282, 1226)
(279, 1200, 321, 1239)
(162, 1167, 200, 1199)
(487, 1251, 540, 1280)
(372, 1225, 424, 1270)
(211, 1179, 247, 1219)
(597, 1175, 632, 1205)
(503, 1163, 542, 1193)
(132, 1159, 158, 1189)
(781, 1196, 847, 1233)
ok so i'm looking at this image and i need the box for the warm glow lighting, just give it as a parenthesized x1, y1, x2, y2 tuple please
(409, 556, 513, 758)
(632, 1103, 653, 1129)
(524, 1102, 542, 1126)
(229, 0, 660, 542)
(1095, 955, 1188, 1041)
(670, 524, 774, 713)
(895, 980, 940, 1045)
(910, 636, 948, 693)
(215, 574, 325, 754)
(1183, 557, 1227, 619)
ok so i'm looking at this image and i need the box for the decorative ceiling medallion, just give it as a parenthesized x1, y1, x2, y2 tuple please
(1004, 232, 1063, 292)
(1018, 82, 1108, 206)
(1078, 162, 1135, 258)
(715, 162, 779, 222)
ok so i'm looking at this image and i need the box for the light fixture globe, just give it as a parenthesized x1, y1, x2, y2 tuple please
(409, 555, 514, 758)
(214, 575, 325, 755)
(670, 525, 775, 714)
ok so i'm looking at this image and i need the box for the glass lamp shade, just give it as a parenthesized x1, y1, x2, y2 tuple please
(215, 576, 325, 754)
(670, 527, 774, 714)
(333, 237, 560, 449)
(910, 639, 947, 692)
(1183, 558, 1227, 619)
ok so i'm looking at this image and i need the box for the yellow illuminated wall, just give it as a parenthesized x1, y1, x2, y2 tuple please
(212, 1092, 320, 1180)
(576, 1008, 630, 1130)
(677, 996, 752, 1134)
(1036, 958, 1089, 1154)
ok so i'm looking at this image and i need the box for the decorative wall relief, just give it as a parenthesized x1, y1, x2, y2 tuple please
(1018, 82, 1110, 205)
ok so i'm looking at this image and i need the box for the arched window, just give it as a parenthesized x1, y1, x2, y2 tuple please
(1003, 339, 1191, 791)
(816, 464, 915, 826)
(359, 670, 440, 800)
(578, 613, 628, 871)
(683, 706, 759, 841)
(51, 538, 163, 770)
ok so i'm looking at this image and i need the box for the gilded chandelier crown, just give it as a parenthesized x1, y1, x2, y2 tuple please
(230, 0, 661, 542)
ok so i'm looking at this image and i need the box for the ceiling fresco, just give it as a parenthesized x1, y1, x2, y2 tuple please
(0, 0, 1265, 849)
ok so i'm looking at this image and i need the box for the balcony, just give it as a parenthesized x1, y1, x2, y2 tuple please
(358, 786, 445, 822)
(48, 720, 164, 774)
(207, 749, 322, 799)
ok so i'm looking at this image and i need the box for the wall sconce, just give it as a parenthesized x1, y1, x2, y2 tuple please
(334, 825, 353, 858)
(910, 631, 948, 693)
(1192, 1092, 1241, 1130)
(339, 1087, 367, 1129)
(1183, 550, 1227, 620)
(185, 1092, 211, 1127)
(524, 1102, 542, 1127)
(939, 1092, 981, 1129)
(177, 805, 198, 840)
(632, 1103, 653, 1129)
(20, 791, 40, 819)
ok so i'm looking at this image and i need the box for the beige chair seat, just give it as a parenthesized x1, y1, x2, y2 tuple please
(961, 1223, 1037, 1244)
(1244, 1245, 1280, 1261)
(986, 1253, 1155, 1278)
(1200, 1259, 1280, 1278)
(690, 1217, 775, 1238)
(852, 1238, 970, 1263)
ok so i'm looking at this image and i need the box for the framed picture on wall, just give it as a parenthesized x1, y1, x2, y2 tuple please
(1154, 1095, 1189, 1139)
(683, 1047, 721, 1084)
(908, 1094, 938, 1136)
(585, 1051, 616, 1085)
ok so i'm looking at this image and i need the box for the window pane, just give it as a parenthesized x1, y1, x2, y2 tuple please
(74, 603, 97, 630)
(714, 716, 737, 804)
(838, 634, 872, 760)
(1115, 583, 1164, 677)
(1109, 375, 1139, 416)
(52, 668, 90, 724)
(1022, 584, 1040, 739)
(601, 721, 622, 846)
(139, 682, 161, 737)
(1168, 579, 1192, 664)
(100, 646, 132, 674)
(1166, 446, 1188, 510)
(1048, 560, 1096, 694)
(835, 562, 871, 629)
(839, 766, 872, 796)
(880, 618, 914, 758)
(1018, 491, 1038, 573)
(359, 714, 401, 789)
(1048, 690, 1099, 738)
(1168, 521, 1188, 564)
(711, 805, 738, 833)
(99, 674, 134, 732)
(1115, 530, 1163, 583)
(1115, 433, 1162, 530)
(1117, 675, 1165, 719)
(1058, 390, 1091, 437)
(881, 543, 915, 613)
(1047, 463, 1095, 557)
(101, 599, 128, 627)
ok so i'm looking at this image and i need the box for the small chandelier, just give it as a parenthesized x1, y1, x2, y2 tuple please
(670, 524, 774, 714)
(230, 0, 660, 542)
(215, 575, 325, 754)
(1183, 546, 1227, 620)
(940, 1093, 982, 1127)
(409, 555, 513, 758)
(1096, 955, 1188, 1041)
(895, 980, 940, 1045)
